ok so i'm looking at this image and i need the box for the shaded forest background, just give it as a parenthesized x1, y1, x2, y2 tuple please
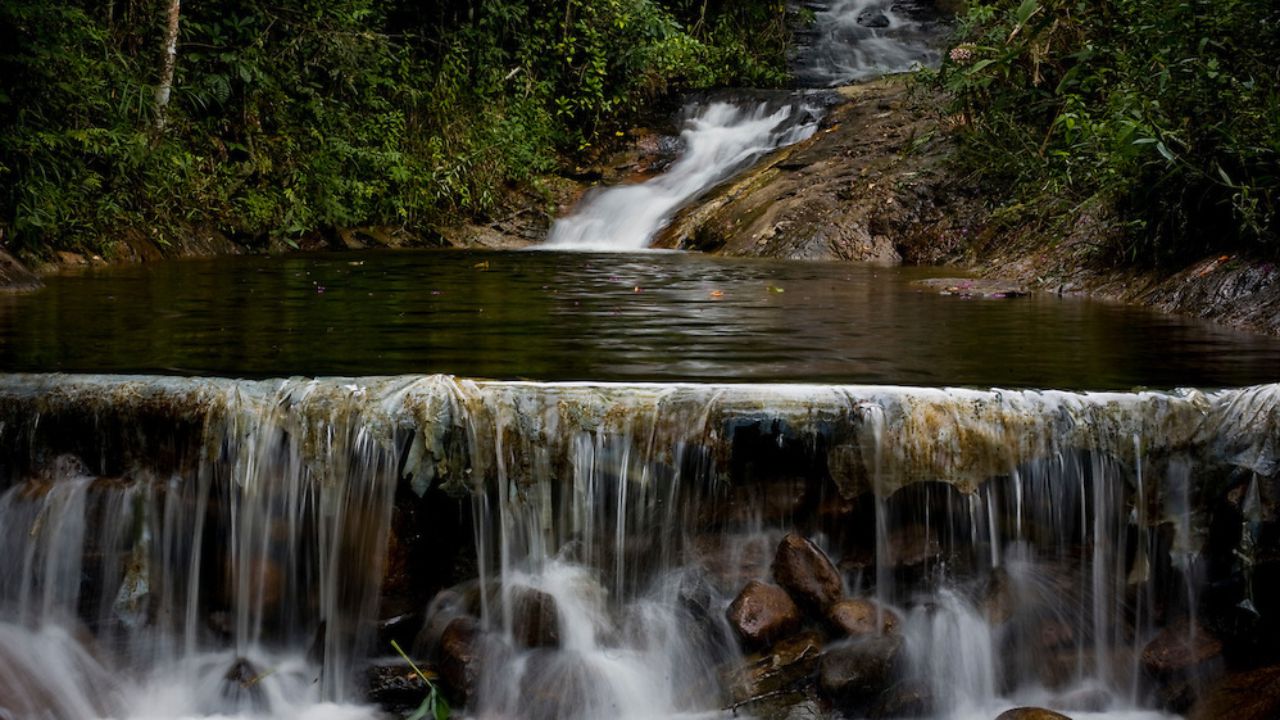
(0, 0, 790, 255)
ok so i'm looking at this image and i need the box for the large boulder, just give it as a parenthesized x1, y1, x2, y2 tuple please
(828, 598, 899, 638)
(772, 532, 843, 612)
(727, 580, 802, 649)
(818, 634, 904, 714)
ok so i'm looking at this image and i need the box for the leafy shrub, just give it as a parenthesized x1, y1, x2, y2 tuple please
(936, 0, 1280, 263)
(0, 0, 792, 254)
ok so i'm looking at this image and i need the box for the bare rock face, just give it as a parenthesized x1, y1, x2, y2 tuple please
(817, 634, 904, 715)
(828, 598, 899, 638)
(772, 532, 843, 612)
(726, 580, 802, 649)
(995, 708, 1073, 720)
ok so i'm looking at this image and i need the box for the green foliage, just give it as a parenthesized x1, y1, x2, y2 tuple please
(934, 0, 1280, 263)
(0, 0, 791, 254)
(390, 639, 449, 720)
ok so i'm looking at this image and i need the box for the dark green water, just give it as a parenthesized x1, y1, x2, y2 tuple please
(3, 248, 1278, 389)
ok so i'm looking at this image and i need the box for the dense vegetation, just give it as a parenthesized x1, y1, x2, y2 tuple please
(0, 0, 790, 256)
(937, 0, 1279, 264)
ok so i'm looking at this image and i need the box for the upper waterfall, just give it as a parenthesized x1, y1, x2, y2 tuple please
(542, 102, 820, 252)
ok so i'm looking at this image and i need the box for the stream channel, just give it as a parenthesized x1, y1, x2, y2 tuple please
(2, 3, 1277, 720)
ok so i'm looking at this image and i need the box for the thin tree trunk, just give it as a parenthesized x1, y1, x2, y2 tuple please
(153, 0, 181, 131)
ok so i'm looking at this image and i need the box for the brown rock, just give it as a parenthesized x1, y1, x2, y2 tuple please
(884, 525, 942, 569)
(1189, 664, 1280, 720)
(995, 709, 1073, 720)
(437, 616, 481, 701)
(818, 634, 905, 715)
(1141, 622, 1223, 676)
(727, 631, 823, 702)
(871, 679, 933, 718)
(772, 532, 843, 611)
(828, 598, 899, 637)
(1141, 622, 1225, 712)
(726, 580, 802, 649)
(510, 586, 561, 649)
(0, 249, 40, 292)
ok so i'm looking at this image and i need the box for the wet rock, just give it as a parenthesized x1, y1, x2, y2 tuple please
(827, 598, 899, 637)
(0, 249, 40, 292)
(914, 278, 1029, 299)
(437, 616, 482, 702)
(982, 568, 1015, 625)
(995, 708, 1073, 720)
(858, 11, 891, 28)
(727, 580, 803, 649)
(1189, 663, 1280, 720)
(817, 634, 905, 714)
(772, 532, 843, 611)
(870, 679, 933, 718)
(883, 525, 943, 568)
(1141, 621, 1224, 711)
(510, 586, 561, 649)
(516, 650, 616, 720)
(1142, 623, 1223, 674)
(365, 661, 429, 713)
(220, 657, 267, 711)
(728, 630, 824, 701)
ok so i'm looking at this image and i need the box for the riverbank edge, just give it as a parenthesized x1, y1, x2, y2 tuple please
(654, 74, 1280, 337)
(6, 74, 1278, 339)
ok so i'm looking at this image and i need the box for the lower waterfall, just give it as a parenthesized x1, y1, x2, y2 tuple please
(0, 374, 1274, 719)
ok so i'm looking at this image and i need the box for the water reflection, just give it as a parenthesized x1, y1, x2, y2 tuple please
(2, 249, 1279, 389)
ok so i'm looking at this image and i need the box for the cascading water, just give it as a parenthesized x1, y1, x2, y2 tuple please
(1, 374, 1275, 719)
(0, 379, 399, 720)
(790, 0, 943, 86)
(542, 102, 819, 252)
(542, 2, 944, 253)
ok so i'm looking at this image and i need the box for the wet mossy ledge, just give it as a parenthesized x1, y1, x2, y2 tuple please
(2, 372, 1277, 515)
(4, 373, 1280, 716)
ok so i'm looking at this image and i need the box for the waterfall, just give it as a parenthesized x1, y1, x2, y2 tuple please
(791, 0, 943, 87)
(1, 374, 1275, 718)
(543, 102, 819, 252)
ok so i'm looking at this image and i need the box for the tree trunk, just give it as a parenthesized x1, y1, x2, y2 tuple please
(153, 0, 181, 131)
